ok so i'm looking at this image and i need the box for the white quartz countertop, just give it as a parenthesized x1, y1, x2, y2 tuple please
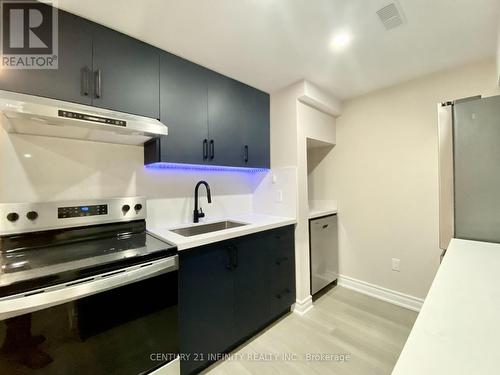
(392, 238, 500, 375)
(308, 207, 337, 219)
(148, 213, 296, 251)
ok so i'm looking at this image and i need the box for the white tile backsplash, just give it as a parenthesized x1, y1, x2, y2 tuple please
(252, 166, 298, 218)
(0, 127, 289, 227)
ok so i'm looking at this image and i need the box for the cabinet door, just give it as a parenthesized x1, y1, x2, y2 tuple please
(179, 244, 235, 375)
(0, 8, 93, 105)
(232, 234, 271, 340)
(158, 52, 209, 164)
(243, 90, 270, 168)
(207, 72, 247, 166)
(92, 25, 159, 118)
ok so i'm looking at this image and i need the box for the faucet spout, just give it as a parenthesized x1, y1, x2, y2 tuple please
(194, 180, 212, 223)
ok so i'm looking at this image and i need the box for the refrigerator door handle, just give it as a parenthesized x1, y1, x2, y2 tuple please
(438, 103, 455, 250)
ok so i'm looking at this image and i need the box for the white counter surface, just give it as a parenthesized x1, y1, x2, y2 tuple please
(148, 213, 296, 251)
(392, 238, 500, 375)
(308, 207, 337, 219)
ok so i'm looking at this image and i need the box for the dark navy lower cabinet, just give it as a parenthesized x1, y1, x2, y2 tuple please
(178, 226, 295, 375)
(178, 243, 236, 375)
(267, 226, 296, 316)
(232, 233, 272, 340)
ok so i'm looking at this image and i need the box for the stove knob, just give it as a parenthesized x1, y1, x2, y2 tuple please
(6, 212, 19, 222)
(26, 211, 38, 221)
(122, 204, 131, 213)
(134, 204, 143, 211)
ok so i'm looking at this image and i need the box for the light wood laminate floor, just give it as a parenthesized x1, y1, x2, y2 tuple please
(204, 286, 417, 375)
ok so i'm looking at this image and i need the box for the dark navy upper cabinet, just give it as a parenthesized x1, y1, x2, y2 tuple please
(145, 66, 270, 168)
(244, 90, 270, 168)
(0, 6, 160, 119)
(207, 72, 270, 168)
(146, 53, 210, 165)
(92, 26, 160, 118)
(0, 8, 93, 105)
(207, 72, 247, 166)
(0, 3, 269, 167)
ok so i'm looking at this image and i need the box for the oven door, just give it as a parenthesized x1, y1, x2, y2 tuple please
(0, 256, 178, 375)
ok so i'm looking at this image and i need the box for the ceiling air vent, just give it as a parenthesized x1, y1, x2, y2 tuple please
(377, 3, 405, 30)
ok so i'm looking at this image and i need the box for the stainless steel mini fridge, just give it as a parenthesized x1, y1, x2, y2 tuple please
(309, 214, 339, 295)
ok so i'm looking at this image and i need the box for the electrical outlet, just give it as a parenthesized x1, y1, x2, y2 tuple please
(391, 258, 400, 272)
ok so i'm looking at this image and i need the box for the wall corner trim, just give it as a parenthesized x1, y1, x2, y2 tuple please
(497, 22, 500, 86)
(293, 295, 314, 316)
(338, 275, 424, 312)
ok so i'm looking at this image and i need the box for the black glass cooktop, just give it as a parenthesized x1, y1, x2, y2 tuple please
(0, 220, 177, 297)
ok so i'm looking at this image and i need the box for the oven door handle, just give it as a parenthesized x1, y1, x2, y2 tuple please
(0, 256, 178, 320)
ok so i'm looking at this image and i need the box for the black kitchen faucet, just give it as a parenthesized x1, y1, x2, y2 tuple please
(193, 180, 212, 223)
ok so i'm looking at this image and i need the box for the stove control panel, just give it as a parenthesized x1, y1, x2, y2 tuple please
(58, 204, 108, 219)
(0, 197, 147, 236)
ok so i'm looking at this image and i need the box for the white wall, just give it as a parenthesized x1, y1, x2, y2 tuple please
(252, 166, 298, 219)
(331, 59, 500, 299)
(307, 144, 334, 203)
(270, 81, 337, 309)
(0, 128, 268, 227)
(270, 82, 302, 169)
(296, 102, 336, 302)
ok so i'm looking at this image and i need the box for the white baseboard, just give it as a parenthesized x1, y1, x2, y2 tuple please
(293, 295, 313, 316)
(337, 275, 424, 312)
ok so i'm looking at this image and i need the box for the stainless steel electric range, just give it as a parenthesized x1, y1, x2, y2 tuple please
(0, 197, 178, 374)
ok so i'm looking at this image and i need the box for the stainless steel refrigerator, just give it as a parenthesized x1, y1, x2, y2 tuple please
(439, 94, 500, 249)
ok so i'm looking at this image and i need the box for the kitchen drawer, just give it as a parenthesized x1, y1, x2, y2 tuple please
(270, 285, 294, 317)
(267, 226, 295, 317)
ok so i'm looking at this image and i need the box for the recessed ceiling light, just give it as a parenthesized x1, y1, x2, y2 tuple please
(23, 153, 32, 158)
(331, 32, 352, 50)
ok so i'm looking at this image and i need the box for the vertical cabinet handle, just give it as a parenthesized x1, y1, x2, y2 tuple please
(275, 256, 288, 266)
(81, 67, 90, 96)
(276, 288, 291, 299)
(225, 247, 233, 270)
(94, 69, 102, 99)
(244, 145, 249, 163)
(209, 140, 215, 160)
(233, 246, 238, 269)
(203, 139, 208, 160)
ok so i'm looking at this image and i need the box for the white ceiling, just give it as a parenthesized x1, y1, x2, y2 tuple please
(57, 0, 500, 99)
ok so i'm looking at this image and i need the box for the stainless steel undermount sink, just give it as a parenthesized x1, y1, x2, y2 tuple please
(170, 220, 248, 237)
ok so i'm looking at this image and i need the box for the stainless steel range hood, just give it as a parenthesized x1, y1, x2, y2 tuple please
(0, 90, 167, 145)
